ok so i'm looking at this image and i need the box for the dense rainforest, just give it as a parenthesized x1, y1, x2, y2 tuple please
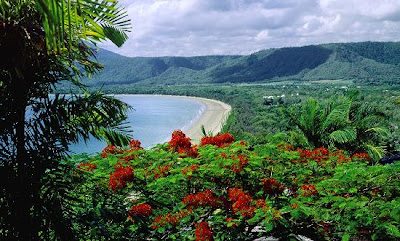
(71, 41, 400, 86)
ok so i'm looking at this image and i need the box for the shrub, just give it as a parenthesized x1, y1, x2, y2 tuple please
(72, 131, 400, 240)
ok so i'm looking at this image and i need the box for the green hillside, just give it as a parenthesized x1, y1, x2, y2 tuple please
(85, 41, 400, 85)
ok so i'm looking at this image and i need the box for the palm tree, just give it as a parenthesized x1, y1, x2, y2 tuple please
(0, 1, 131, 239)
(286, 96, 388, 161)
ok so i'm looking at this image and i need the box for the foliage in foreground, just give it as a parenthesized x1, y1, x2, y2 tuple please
(0, 0, 130, 239)
(68, 131, 400, 240)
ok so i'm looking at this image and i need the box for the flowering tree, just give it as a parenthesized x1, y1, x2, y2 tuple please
(71, 131, 400, 240)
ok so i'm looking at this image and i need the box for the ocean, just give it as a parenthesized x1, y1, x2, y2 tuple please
(69, 95, 206, 154)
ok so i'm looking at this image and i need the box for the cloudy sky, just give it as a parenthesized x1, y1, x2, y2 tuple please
(100, 0, 400, 57)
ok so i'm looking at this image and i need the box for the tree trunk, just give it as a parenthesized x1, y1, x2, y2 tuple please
(13, 79, 36, 240)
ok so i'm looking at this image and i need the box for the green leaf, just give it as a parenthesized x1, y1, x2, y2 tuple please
(342, 233, 350, 241)
(386, 224, 400, 237)
(349, 187, 357, 193)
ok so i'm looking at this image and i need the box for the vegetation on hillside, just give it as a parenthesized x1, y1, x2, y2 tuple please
(87, 83, 400, 161)
(73, 41, 400, 86)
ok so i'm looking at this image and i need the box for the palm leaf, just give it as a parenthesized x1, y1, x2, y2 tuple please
(322, 96, 351, 131)
(300, 98, 318, 134)
(35, 0, 131, 52)
(363, 144, 386, 162)
(329, 127, 357, 144)
(365, 127, 390, 137)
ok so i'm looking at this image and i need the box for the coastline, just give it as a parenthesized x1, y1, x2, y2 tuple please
(114, 94, 232, 143)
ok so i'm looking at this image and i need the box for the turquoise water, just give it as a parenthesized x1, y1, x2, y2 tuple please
(69, 95, 205, 154)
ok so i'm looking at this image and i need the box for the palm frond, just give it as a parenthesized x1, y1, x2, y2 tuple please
(363, 144, 386, 162)
(35, 0, 131, 51)
(322, 96, 351, 131)
(300, 98, 318, 134)
(329, 127, 357, 144)
(93, 126, 131, 147)
(365, 127, 390, 137)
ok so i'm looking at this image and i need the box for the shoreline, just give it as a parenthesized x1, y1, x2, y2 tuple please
(114, 94, 232, 143)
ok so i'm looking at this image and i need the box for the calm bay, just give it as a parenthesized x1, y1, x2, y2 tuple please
(69, 95, 205, 154)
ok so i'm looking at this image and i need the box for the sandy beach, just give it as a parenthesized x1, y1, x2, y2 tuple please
(175, 96, 231, 142)
(116, 94, 231, 143)
(113, 94, 231, 144)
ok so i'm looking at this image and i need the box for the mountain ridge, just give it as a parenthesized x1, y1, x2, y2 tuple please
(85, 41, 400, 86)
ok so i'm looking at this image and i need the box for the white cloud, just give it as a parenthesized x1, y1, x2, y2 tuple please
(100, 0, 400, 56)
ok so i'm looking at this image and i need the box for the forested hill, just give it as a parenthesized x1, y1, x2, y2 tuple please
(86, 41, 400, 85)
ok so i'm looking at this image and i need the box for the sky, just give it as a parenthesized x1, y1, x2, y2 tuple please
(100, 0, 400, 57)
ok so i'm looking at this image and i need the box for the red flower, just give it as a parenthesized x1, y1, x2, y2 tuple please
(291, 203, 299, 209)
(129, 139, 143, 150)
(183, 190, 220, 208)
(338, 155, 351, 163)
(181, 164, 199, 178)
(352, 153, 370, 162)
(100, 145, 123, 158)
(169, 130, 192, 151)
(301, 184, 318, 196)
(228, 188, 255, 217)
(318, 222, 332, 234)
(108, 165, 134, 191)
(120, 153, 136, 162)
(200, 133, 234, 147)
(168, 130, 199, 157)
(261, 178, 284, 195)
(195, 222, 214, 241)
(220, 153, 228, 159)
(187, 145, 199, 158)
(152, 210, 192, 229)
(154, 165, 170, 179)
(128, 203, 153, 220)
(77, 163, 96, 172)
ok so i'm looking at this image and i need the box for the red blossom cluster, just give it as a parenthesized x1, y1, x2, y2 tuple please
(261, 177, 284, 195)
(183, 190, 220, 208)
(154, 165, 170, 179)
(201, 133, 235, 147)
(77, 163, 96, 172)
(318, 221, 332, 234)
(291, 202, 299, 209)
(100, 144, 122, 158)
(278, 144, 294, 151)
(240, 140, 247, 146)
(295, 147, 356, 165)
(129, 139, 143, 150)
(168, 130, 199, 158)
(220, 153, 229, 159)
(298, 147, 330, 163)
(337, 155, 351, 163)
(128, 203, 153, 220)
(152, 210, 192, 229)
(230, 155, 249, 173)
(109, 163, 134, 191)
(228, 188, 255, 217)
(351, 152, 371, 162)
(120, 153, 136, 162)
(301, 184, 318, 196)
(371, 188, 381, 195)
(195, 221, 214, 241)
(181, 164, 199, 178)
